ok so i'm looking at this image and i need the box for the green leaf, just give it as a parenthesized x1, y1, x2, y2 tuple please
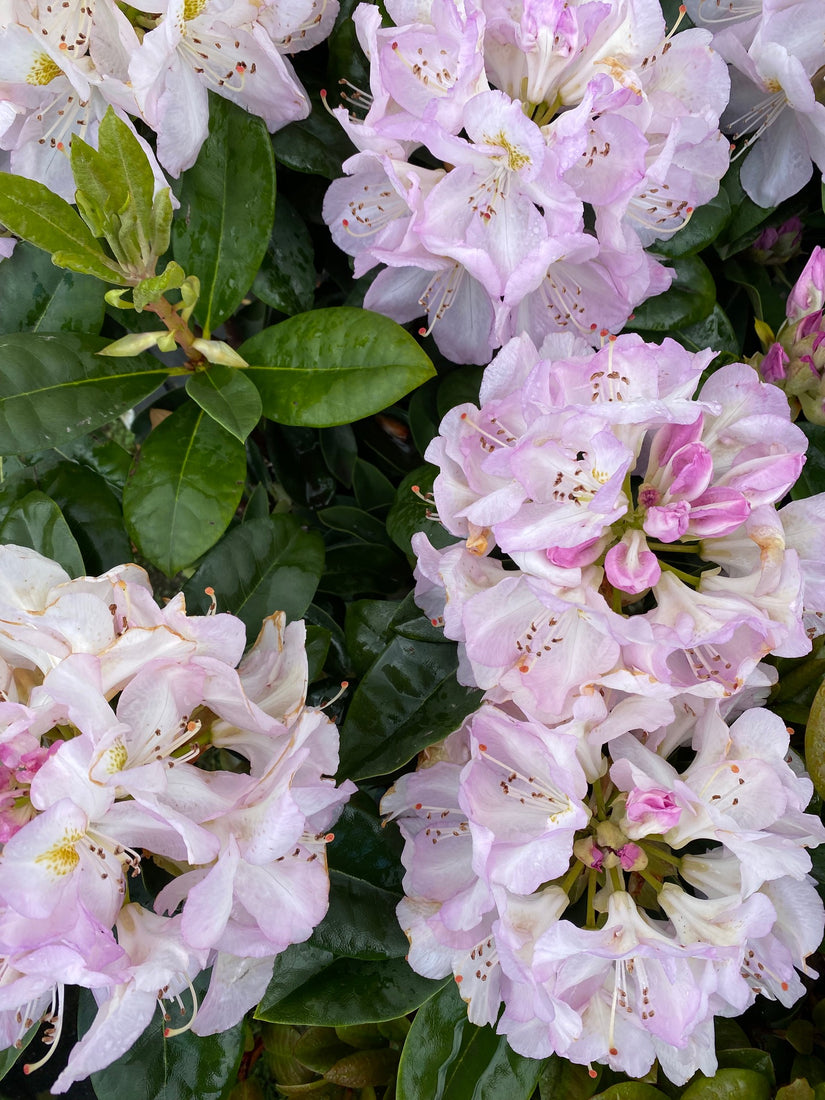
(252, 194, 315, 315)
(352, 459, 395, 512)
(0, 241, 104, 333)
(325, 1049, 399, 1088)
(95, 107, 156, 235)
(396, 982, 544, 1100)
(0, 490, 84, 576)
(318, 505, 393, 546)
(319, 542, 410, 601)
(387, 466, 458, 557)
(591, 1086, 669, 1100)
(81, 975, 244, 1100)
(539, 1056, 601, 1100)
(339, 620, 482, 780)
(292, 1028, 352, 1075)
(0, 332, 168, 456)
(681, 1068, 773, 1100)
(182, 514, 325, 637)
(320, 425, 358, 488)
(344, 599, 403, 679)
(185, 365, 262, 442)
(271, 89, 355, 178)
(716, 160, 775, 258)
(123, 401, 246, 576)
(650, 187, 731, 259)
(668, 304, 740, 360)
(629, 255, 716, 331)
(256, 948, 448, 1027)
(326, 791, 404, 893)
(239, 308, 435, 428)
(792, 424, 825, 499)
(38, 461, 132, 574)
(0, 171, 126, 283)
(308, 869, 407, 961)
(805, 676, 825, 800)
(172, 94, 276, 336)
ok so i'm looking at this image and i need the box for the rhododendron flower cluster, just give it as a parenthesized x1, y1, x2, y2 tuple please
(323, 0, 731, 363)
(386, 328, 825, 1081)
(0, 0, 334, 194)
(685, 0, 825, 206)
(0, 545, 354, 1093)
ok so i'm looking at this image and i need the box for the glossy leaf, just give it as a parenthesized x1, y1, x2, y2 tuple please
(0, 171, 125, 283)
(0, 333, 168, 456)
(0, 241, 104, 333)
(539, 1057, 601, 1100)
(324, 1048, 399, 1088)
(629, 255, 716, 331)
(172, 94, 276, 335)
(123, 401, 246, 576)
(387, 466, 459, 557)
(681, 1069, 772, 1100)
(240, 308, 435, 428)
(271, 89, 356, 178)
(319, 542, 410, 601)
(651, 187, 731, 258)
(0, 490, 84, 576)
(39, 461, 132, 574)
(182, 514, 325, 636)
(396, 982, 544, 1100)
(805, 676, 825, 800)
(792, 424, 825, 499)
(81, 978, 245, 1100)
(252, 194, 315, 315)
(256, 947, 448, 1027)
(319, 505, 393, 546)
(591, 1086, 669, 1100)
(344, 599, 403, 679)
(186, 365, 262, 442)
(326, 791, 405, 893)
(352, 459, 395, 512)
(308, 870, 407, 960)
(94, 107, 156, 235)
(339, 622, 483, 780)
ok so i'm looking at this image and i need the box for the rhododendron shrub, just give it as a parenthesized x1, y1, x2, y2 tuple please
(0, 0, 824, 1096)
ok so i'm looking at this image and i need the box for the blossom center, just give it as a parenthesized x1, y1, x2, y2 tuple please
(26, 53, 62, 86)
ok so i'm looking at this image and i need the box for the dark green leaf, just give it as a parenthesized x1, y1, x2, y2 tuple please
(724, 259, 787, 331)
(0, 171, 125, 283)
(318, 543, 409, 601)
(591, 1086, 669, 1100)
(670, 304, 739, 360)
(252, 194, 315, 315)
(308, 869, 406, 961)
(38, 461, 131, 573)
(396, 982, 544, 1100)
(792, 424, 825, 499)
(0, 241, 104, 333)
(344, 599, 402, 679)
(650, 187, 731, 259)
(320, 425, 358, 488)
(437, 367, 484, 419)
(352, 459, 395, 512)
(123, 401, 246, 575)
(271, 90, 355, 178)
(629, 255, 716, 331)
(292, 1028, 352, 1075)
(240, 308, 435, 428)
(305, 625, 331, 682)
(81, 975, 244, 1100)
(318, 505, 393, 545)
(256, 950, 447, 1027)
(716, 1048, 776, 1085)
(681, 1068, 772, 1100)
(0, 332, 168, 456)
(172, 94, 276, 335)
(182, 514, 325, 636)
(539, 1056, 601, 1100)
(716, 160, 775, 258)
(186, 365, 262, 442)
(339, 626, 483, 780)
(0, 490, 84, 575)
(387, 466, 458, 557)
(326, 791, 405, 893)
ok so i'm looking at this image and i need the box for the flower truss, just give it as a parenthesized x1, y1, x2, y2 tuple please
(385, 326, 825, 1082)
(0, 0, 335, 193)
(0, 545, 354, 1092)
(685, 0, 825, 206)
(323, 0, 732, 363)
